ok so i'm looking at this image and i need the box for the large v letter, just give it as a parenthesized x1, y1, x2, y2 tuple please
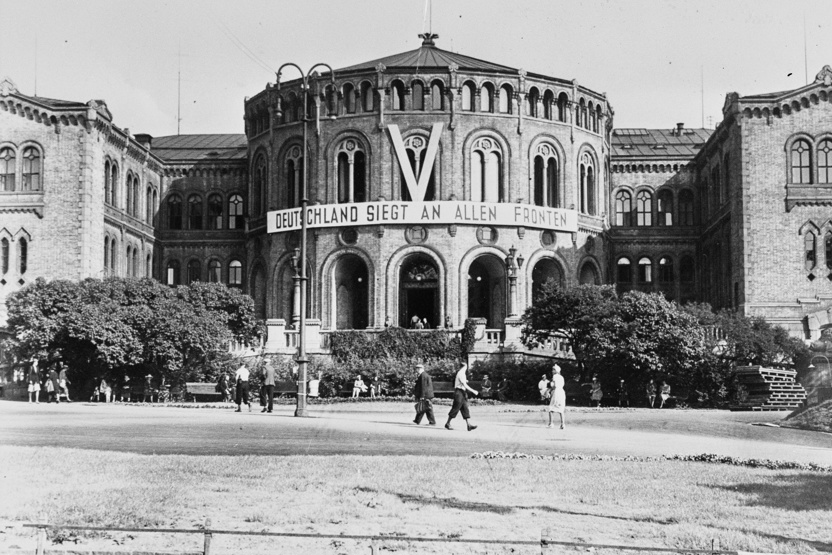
(388, 122, 443, 202)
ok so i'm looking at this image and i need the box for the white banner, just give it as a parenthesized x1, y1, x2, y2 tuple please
(267, 201, 577, 233)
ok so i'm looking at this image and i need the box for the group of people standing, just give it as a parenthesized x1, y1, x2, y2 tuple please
(26, 358, 71, 404)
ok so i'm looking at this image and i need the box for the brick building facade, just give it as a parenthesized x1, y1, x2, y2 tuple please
(2, 40, 832, 344)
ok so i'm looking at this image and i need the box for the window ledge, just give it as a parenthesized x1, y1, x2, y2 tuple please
(0, 192, 44, 218)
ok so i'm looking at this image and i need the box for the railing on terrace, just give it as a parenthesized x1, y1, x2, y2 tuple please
(320, 328, 463, 350)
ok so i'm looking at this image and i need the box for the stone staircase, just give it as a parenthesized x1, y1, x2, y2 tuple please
(730, 366, 807, 411)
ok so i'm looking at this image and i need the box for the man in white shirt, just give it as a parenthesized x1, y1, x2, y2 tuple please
(538, 374, 550, 403)
(234, 363, 251, 413)
(445, 363, 478, 431)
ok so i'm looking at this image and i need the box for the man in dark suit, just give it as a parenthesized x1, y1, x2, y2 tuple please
(262, 360, 275, 413)
(413, 363, 436, 425)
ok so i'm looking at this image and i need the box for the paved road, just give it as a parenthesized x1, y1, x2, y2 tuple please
(1, 401, 830, 464)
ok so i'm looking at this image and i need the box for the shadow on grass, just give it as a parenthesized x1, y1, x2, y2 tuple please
(711, 472, 832, 511)
(356, 487, 672, 523)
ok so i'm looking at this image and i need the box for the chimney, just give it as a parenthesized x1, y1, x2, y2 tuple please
(134, 134, 153, 149)
(676, 122, 684, 135)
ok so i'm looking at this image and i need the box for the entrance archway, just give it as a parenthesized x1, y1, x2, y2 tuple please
(467, 254, 506, 328)
(531, 258, 564, 301)
(334, 254, 369, 330)
(399, 254, 440, 328)
(579, 261, 600, 285)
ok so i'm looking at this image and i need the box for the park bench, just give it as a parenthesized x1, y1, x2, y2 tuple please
(432, 381, 483, 397)
(185, 382, 223, 402)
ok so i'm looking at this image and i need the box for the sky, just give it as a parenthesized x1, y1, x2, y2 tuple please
(1, 0, 831, 137)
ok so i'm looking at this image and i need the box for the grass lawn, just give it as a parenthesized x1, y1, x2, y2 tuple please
(0, 446, 830, 554)
(783, 400, 832, 434)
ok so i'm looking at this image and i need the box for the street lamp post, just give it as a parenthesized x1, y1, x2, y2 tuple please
(504, 246, 525, 317)
(276, 62, 336, 417)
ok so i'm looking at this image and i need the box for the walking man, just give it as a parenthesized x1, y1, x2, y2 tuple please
(445, 363, 478, 431)
(262, 360, 275, 413)
(234, 362, 251, 413)
(413, 363, 436, 425)
(58, 363, 71, 402)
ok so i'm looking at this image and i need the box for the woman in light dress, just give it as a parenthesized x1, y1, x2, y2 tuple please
(547, 364, 566, 429)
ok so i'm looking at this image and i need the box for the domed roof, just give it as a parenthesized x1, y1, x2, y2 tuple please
(336, 33, 517, 75)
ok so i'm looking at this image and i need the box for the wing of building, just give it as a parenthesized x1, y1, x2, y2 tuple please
(2, 43, 832, 348)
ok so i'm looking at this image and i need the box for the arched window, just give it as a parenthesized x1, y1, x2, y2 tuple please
(22, 147, 41, 191)
(588, 101, 596, 132)
(638, 257, 652, 283)
(430, 81, 444, 110)
(104, 160, 111, 204)
(471, 137, 502, 203)
(252, 155, 266, 216)
(657, 190, 673, 226)
(228, 260, 243, 286)
(146, 187, 154, 223)
(18, 237, 27, 274)
(146, 253, 152, 278)
(595, 105, 602, 133)
(557, 92, 568, 122)
(818, 140, 832, 184)
(166, 260, 180, 286)
(679, 189, 694, 226)
(285, 145, 303, 209)
(188, 194, 203, 230)
(617, 257, 631, 283)
(579, 153, 596, 215)
(805, 231, 817, 271)
(228, 194, 244, 229)
(614, 190, 632, 226)
(208, 194, 223, 230)
(658, 257, 673, 282)
(826, 232, 832, 270)
(208, 259, 222, 283)
(360, 82, 374, 112)
(399, 135, 436, 201)
(791, 139, 812, 184)
(125, 246, 132, 277)
(342, 84, 356, 114)
(480, 84, 494, 113)
(103, 237, 110, 276)
(133, 175, 140, 217)
(1, 147, 15, 191)
(391, 81, 405, 111)
(109, 238, 116, 275)
(110, 163, 119, 207)
(498, 85, 512, 114)
(187, 260, 201, 284)
(543, 90, 554, 120)
(1, 237, 9, 274)
(167, 195, 182, 229)
(461, 82, 475, 112)
(412, 81, 424, 111)
(532, 143, 558, 208)
(526, 88, 539, 118)
(680, 256, 695, 282)
(636, 190, 652, 226)
(132, 247, 139, 277)
(125, 174, 134, 216)
(337, 139, 367, 203)
(576, 99, 584, 128)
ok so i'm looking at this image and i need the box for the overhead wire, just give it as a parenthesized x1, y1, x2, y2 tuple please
(210, 13, 274, 75)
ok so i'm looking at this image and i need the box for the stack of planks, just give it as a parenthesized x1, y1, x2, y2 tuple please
(730, 366, 807, 411)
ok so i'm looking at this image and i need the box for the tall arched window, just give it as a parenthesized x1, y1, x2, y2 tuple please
(126, 246, 132, 276)
(430, 81, 444, 110)
(411, 81, 424, 111)
(146, 187, 154, 223)
(104, 160, 112, 204)
(188, 194, 203, 230)
(146, 253, 152, 278)
(614, 190, 632, 226)
(805, 231, 817, 271)
(576, 99, 584, 128)
(480, 84, 494, 113)
(791, 139, 812, 184)
(818, 140, 832, 184)
(337, 139, 367, 203)
(360, 82, 374, 112)
(532, 143, 558, 208)
(110, 238, 116, 275)
(657, 190, 673, 226)
(461, 82, 475, 112)
(826, 232, 832, 270)
(595, 105, 602, 133)
(133, 174, 140, 217)
(636, 190, 652, 226)
(658, 257, 673, 282)
(543, 90, 554, 120)
(342, 84, 356, 114)
(1, 237, 9, 274)
(0, 147, 15, 191)
(167, 195, 182, 229)
(399, 135, 436, 201)
(588, 101, 596, 132)
(679, 189, 694, 226)
(18, 237, 27, 275)
(638, 257, 652, 283)
(187, 260, 201, 284)
(498, 85, 512, 113)
(252, 155, 266, 216)
(391, 81, 405, 111)
(228, 194, 244, 229)
(103, 237, 109, 276)
(208, 259, 222, 283)
(471, 137, 502, 203)
(132, 247, 139, 277)
(680, 256, 695, 282)
(228, 260, 243, 287)
(557, 92, 568, 122)
(208, 194, 223, 230)
(110, 163, 119, 207)
(617, 257, 631, 283)
(166, 260, 180, 286)
(526, 88, 539, 118)
(125, 174, 134, 216)
(579, 153, 596, 215)
(285, 145, 303, 209)
(22, 147, 41, 191)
